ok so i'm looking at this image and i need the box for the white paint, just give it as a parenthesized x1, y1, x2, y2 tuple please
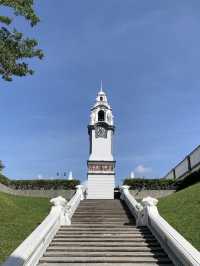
(130, 171, 135, 179)
(120, 186, 200, 266)
(89, 130, 113, 161)
(3, 185, 86, 266)
(68, 171, 74, 180)
(89, 89, 113, 126)
(87, 88, 115, 199)
(87, 175, 115, 199)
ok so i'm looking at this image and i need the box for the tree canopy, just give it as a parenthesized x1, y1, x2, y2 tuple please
(0, 0, 43, 81)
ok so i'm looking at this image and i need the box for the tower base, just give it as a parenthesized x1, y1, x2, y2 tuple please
(87, 174, 115, 199)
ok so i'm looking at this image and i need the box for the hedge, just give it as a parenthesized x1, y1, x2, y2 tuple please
(9, 179, 80, 190)
(0, 174, 10, 186)
(123, 178, 176, 190)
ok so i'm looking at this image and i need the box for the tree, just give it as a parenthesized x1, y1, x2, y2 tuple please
(0, 0, 43, 81)
(0, 160, 4, 172)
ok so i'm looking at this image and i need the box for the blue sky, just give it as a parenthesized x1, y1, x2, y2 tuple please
(1, 1, 200, 184)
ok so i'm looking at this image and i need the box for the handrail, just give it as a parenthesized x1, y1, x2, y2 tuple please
(148, 209, 200, 265)
(120, 185, 143, 222)
(120, 186, 200, 266)
(3, 184, 86, 266)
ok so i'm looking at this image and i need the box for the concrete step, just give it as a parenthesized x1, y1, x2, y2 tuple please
(52, 238, 158, 243)
(47, 246, 163, 252)
(60, 224, 138, 228)
(54, 234, 154, 239)
(56, 232, 152, 236)
(59, 228, 139, 232)
(50, 242, 161, 247)
(38, 200, 172, 266)
(38, 262, 173, 266)
(43, 251, 168, 257)
(71, 219, 134, 223)
(71, 221, 135, 224)
(72, 214, 131, 218)
(72, 217, 133, 220)
(39, 256, 172, 264)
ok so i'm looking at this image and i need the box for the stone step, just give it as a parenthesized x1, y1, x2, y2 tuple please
(38, 263, 173, 266)
(39, 256, 172, 264)
(75, 207, 128, 210)
(71, 219, 134, 223)
(77, 207, 126, 210)
(52, 238, 157, 243)
(50, 242, 161, 247)
(56, 231, 152, 238)
(58, 226, 150, 234)
(71, 221, 135, 224)
(75, 211, 128, 213)
(73, 216, 131, 219)
(43, 251, 168, 258)
(72, 214, 131, 217)
(47, 246, 163, 252)
(60, 224, 138, 228)
(54, 234, 154, 239)
(38, 199, 172, 266)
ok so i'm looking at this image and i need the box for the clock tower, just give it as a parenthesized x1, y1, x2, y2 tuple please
(87, 85, 115, 199)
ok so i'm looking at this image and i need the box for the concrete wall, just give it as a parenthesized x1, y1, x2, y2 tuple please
(164, 144, 200, 180)
(87, 174, 115, 199)
(0, 182, 14, 194)
(0, 183, 75, 200)
(13, 189, 75, 199)
(130, 189, 175, 200)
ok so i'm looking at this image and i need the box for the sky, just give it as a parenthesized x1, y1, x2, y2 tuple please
(1, 1, 200, 184)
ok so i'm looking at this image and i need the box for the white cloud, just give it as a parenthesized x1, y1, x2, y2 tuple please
(134, 164, 152, 175)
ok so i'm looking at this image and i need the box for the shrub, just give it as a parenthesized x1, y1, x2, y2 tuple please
(123, 178, 176, 190)
(9, 179, 80, 190)
(0, 174, 10, 186)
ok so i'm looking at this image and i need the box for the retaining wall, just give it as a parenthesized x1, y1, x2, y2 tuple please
(130, 189, 175, 200)
(0, 183, 75, 200)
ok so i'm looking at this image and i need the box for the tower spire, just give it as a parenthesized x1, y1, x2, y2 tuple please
(100, 80, 103, 92)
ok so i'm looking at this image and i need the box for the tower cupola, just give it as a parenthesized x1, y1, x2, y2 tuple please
(90, 85, 113, 126)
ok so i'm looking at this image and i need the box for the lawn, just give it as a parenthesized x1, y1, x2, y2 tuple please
(0, 191, 50, 264)
(158, 183, 200, 250)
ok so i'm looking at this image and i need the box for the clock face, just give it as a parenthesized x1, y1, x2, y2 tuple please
(95, 126, 107, 138)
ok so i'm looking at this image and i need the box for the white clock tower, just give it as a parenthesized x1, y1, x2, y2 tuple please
(87, 85, 115, 199)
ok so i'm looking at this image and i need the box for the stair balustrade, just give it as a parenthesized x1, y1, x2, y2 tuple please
(120, 185, 200, 266)
(3, 184, 86, 266)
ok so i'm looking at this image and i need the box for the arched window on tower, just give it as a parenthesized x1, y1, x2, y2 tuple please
(98, 110, 105, 122)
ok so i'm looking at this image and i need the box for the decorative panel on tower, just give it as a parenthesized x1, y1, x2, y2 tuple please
(87, 85, 116, 199)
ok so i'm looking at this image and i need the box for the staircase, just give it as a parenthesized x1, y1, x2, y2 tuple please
(38, 199, 173, 265)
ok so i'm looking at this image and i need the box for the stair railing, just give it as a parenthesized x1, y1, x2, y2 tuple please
(120, 185, 143, 222)
(3, 184, 86, 266)
(120, 185, 200, 266)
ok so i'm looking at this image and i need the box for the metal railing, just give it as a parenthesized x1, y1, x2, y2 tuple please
(164, 145, 200, 180)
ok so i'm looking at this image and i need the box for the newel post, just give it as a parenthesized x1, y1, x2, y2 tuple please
(76, 185, 84, 200)
(50, 196, 68, 225)
(137, 196, 159, 226)
(120, 185, 130, 200)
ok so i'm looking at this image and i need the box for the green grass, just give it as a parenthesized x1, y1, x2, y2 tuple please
(158, 183, 200, 250)
(0, 191, 50, 264)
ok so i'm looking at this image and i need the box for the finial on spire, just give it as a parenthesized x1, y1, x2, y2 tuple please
(100, 80, 103, 92)
(68, 171, 74, 180)
(130, 171, 135, 179)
